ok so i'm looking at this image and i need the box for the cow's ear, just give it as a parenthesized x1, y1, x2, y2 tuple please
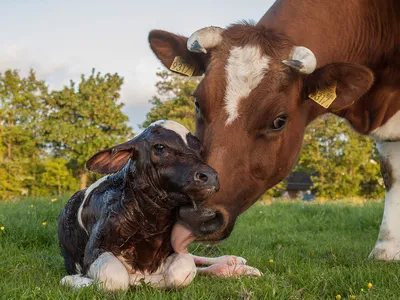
(86, 140, 137, 174)
(304, 63, 374, 112)
(148, 30, 207, 76)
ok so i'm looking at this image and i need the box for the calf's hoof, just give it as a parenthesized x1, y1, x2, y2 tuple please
(60, 275, 94, 289)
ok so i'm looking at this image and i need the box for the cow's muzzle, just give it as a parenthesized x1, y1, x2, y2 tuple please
(178, 205, 225, 237)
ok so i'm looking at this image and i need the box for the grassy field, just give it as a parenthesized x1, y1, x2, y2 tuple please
(1, 197, 399, 300)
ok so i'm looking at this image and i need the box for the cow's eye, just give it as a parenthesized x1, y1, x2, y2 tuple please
(270, 116, 287, 131)
(154, 144, 165, 153)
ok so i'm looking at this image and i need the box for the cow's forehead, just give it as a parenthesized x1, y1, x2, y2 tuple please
(149, 120, 190, 145)
(224, 45, 271, 125)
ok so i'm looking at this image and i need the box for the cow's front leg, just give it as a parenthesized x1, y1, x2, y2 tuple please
(130, 253, 196, 289)
(190, 254, 262, 277)
(370, 141, 400, 260)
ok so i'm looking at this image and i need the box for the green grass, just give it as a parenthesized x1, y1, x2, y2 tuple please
(1, 197, 399, 300)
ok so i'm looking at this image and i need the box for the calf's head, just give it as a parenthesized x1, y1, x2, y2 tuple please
(149, 23, 374, 243)
(86, 120, 219, 208)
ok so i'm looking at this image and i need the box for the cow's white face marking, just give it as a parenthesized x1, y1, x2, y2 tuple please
(224, 45, 270, 125)
(151, 120, 190, 145)
(371, 111, 400, 141)
(370, 141, 400, 260)
(77, 176, 108, 235)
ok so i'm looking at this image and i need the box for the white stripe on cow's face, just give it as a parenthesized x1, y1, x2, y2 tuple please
(371, 110, 400, 141)
(224, 45, 270, 125)
(151, 120, 190, 145)
(77, 176, 108, 235)
(370, 141, 400, 260)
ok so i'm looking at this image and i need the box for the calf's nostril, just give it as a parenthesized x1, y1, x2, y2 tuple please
(194, 171, 209, 183)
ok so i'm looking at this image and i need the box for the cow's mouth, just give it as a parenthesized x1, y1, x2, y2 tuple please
(171, 205, 225, 253)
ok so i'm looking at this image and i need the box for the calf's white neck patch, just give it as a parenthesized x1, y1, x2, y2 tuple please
(224, 45, 270, 125)
(77, 176, 108, 235)
(151, 120, 190, 145)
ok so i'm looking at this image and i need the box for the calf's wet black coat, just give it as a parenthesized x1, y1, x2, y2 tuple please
(58, 121, 219, 276)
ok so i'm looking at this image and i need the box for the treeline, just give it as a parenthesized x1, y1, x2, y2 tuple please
(142, 71, 384, 199)
(0, 69, 133, 200)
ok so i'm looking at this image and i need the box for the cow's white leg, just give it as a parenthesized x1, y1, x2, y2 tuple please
(197, 264, 262, 277)
(87, 252, 130, 291)
(370, 141, 400, 260)
(130, 253, 196, 289)
(190, 254, 247, 266)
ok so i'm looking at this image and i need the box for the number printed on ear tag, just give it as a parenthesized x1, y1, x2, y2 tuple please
(170, 56, 195, 77)
(309, 84, 337, 109)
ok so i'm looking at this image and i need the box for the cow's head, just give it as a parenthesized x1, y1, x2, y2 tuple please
(149, 23, 374, 245)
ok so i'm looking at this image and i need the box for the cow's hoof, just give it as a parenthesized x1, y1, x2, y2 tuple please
(369, 245, 400, 260)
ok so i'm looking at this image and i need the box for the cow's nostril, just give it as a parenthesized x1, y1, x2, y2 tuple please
(194, 171, 209, 183)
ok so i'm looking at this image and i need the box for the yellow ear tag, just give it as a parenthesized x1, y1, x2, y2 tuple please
(170, 56, 195, 77)
(309, 84, 337, 109)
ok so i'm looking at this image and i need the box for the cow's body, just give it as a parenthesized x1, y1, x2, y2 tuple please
(149, 0, 400, 260)
(261, 0, 400, 259)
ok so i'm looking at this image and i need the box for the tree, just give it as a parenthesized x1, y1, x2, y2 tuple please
(40, 158, 78, 196)
(0, 70, 49, 199)
(44, 69, 133, 189)
(142, 71, 199, 132)
(296, 115, 384, 199)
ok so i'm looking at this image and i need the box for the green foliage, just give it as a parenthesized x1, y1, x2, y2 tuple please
(1, 198, 399, 299)
(297, 115, 384, 199)
(143, 72, 384, 199)
(40, 158, 79, 196)
(44, 69, 133, 189)
(0, 69, 132, 200)
(142, 71, 199, 132)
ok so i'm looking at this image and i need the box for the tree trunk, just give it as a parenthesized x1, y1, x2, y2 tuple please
(80, 170, 88, 190)
(57, 174, 61, 196)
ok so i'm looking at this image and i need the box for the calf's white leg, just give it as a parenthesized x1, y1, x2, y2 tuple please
(130, 253, 196, 289)
(370, 141, 400, 260)
(190, 254, 247, 266)
(87, 252, 130, 291)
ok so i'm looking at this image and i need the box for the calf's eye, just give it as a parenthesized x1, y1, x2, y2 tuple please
(270, 116, 287, 131)
(154, 144, 165, 153)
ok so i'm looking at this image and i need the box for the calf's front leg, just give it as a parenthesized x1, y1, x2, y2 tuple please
(190, 254, 262, 277)
(130, 253, 196, 289)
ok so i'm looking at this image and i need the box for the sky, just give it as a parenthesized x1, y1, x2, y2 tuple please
(0, 0, 274, 133)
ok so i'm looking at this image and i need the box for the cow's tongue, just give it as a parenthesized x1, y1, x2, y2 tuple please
(171, 222, 196, 253)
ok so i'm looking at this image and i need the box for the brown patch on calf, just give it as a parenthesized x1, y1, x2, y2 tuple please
(380, 157, 394, 191)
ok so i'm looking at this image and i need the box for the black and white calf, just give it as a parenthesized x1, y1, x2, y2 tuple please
(58, 120, 261, 291)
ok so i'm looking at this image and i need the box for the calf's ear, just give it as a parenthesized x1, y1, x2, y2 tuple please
(148, 30, 207, 76)
(304, 63, 374, 111)
(86, 140, 136, 174)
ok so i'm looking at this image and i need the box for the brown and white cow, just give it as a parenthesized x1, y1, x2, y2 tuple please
(149, 0, 400, 260)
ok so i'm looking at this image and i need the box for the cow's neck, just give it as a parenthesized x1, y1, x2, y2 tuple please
(259, 0, 400, 138)
(259, 0, 399, 67)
